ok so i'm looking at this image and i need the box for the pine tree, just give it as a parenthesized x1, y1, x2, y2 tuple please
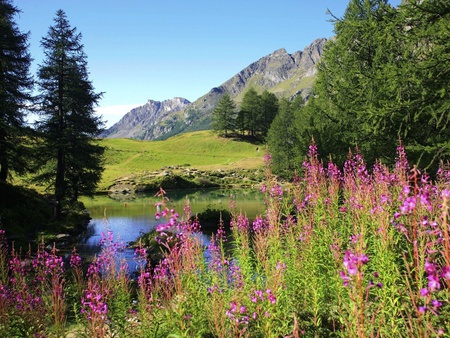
(306, 0, 450, 170)
(0, 0, 33, 182)
(35, 10, 104, 218)
(259, 90, 278, 140)
(239, 88, 261, 137)
(306, 0, 402, 166)
(394, 0, 450, 170)
(267, 98, 302, 177)
(211, 93, 237, 137)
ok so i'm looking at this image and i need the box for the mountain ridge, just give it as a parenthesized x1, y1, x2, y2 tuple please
(102, 37, 327, 140)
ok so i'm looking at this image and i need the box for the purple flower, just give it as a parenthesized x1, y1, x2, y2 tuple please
(252, 216, 268, 232)
(420, 288, 429, 297)
(442, 189, 450, 199)
(230, 214, 250, 232)
(441, 266, 450, 280)
(432, 299, 442, 310)
(424, 260, 437, 274)
(229, 301, 237, 313)
(339, 270, 351, 287)
(400, 196, 416, 214)
(427, 274, 441, 291)
(266, 289, 276, 304)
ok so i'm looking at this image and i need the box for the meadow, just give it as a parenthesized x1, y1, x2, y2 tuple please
(99, 131, 264, 192)
(1, 144, 449, 337)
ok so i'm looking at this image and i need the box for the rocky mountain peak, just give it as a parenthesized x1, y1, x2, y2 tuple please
(101, 97, 190, 139)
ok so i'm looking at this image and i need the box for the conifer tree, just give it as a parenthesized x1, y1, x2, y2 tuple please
(0, 0, 33, 182)
(35, 10, 104, 218)
(306, 0, 403, 166)
(267, 98, 302, 177)
(259, 90, 278, 139)
(394, 0, 450, 170)
(211, 93, 237, 137)
(238, 88, 261, 137)
(306, 0, 450, 170)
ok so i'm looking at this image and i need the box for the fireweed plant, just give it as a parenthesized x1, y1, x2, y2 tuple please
(0, 145, 449, 337)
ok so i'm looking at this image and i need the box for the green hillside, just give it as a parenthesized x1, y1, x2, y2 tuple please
(100, 130, 265, 191)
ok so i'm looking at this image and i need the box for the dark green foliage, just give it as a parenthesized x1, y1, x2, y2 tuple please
(260, 90, 279, 139)
(238, 88, 261, 137)
(193, 205, 232, 229)
(395, 0, 450, 170)
(267, 98, 303, 177)
(0, 0, 34, 182)
(0, 182, 52, 241)
(306, 0, 398, 166)
(303, 0, 450, 170)
(237, 88, 279, 140)
(211, 93, 237, 137)
(34, 10, 104, 218)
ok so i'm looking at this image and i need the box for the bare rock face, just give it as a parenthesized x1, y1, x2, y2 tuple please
(101, 97, 190, 139)
(103, 38, 327, 140)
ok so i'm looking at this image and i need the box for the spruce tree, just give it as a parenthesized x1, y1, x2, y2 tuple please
(211, 93, 237, 137)
(394, 0, 450, 170)
(306, 0, 402, 166)
(260, 90, 278, 140)
(267, 98, 302, 177)
(0, 0, 33, 182)
(306, 0, 450, 170)
(239, 88, 261, 137)
(35, 10, 104, 218)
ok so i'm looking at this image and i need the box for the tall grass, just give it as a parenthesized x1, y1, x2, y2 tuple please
(0, 144, 449, 337)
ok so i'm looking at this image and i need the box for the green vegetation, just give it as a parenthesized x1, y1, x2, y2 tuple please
(0, 0, 34, 182)
(1, 147, 450, 336)
(33, 10, 104, 219)
(211, 93, 237, 137)
(99, 130, 265, 192)
(267, 97, 304, 177)
(0, 3, 102, 239)
(2, 0, 450, 336)
(278, 0, 450, 174)
(0, 182, 90, 248)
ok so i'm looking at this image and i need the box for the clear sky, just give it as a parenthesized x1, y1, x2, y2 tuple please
(13, 0, 401, 127)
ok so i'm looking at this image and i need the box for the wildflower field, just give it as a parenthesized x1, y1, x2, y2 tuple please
(1, 145, 449, 337)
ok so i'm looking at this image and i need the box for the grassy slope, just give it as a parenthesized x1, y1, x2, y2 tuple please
(100, 130, 264, 191)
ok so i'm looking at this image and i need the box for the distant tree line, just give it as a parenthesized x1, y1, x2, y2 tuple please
(0, 0, 104, 219)
(213, 0, 450, 178)
(212, 88, 279, 140)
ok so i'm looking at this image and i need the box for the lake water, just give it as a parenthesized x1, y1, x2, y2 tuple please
(78, 188, 265, 271)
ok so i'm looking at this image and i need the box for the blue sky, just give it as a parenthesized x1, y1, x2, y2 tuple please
(13, 0, 401, 127)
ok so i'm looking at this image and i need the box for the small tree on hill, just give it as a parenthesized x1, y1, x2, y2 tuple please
(211, 93, 237, 137)
(0, 0, 34, 182)
(34, 10, 104, 218)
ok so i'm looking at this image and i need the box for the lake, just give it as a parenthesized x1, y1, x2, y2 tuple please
(78, 188, 265, 272)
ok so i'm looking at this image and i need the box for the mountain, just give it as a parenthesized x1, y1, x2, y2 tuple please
(103, 37, 327, 140)
(100, 97, 191, 139)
